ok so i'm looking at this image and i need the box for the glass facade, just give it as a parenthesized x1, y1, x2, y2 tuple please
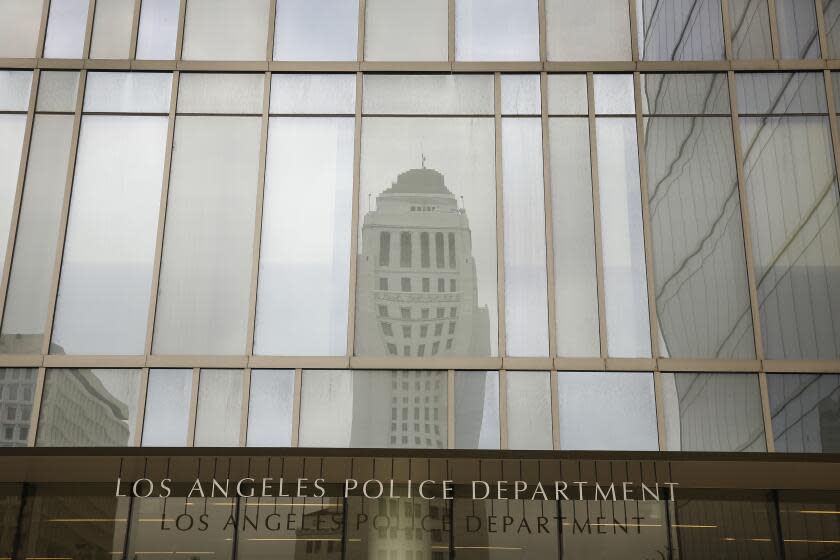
(0, 0, 838, 556)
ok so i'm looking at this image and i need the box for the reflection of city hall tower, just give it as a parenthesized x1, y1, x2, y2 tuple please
(356, 166, 491, 358)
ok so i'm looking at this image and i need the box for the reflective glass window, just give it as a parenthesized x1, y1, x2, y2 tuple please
(274, 0, 359, 61)
(43, 0, 90, 58)
(557, 371, 659, 450)
(594, 73, 635, 115)
(35, 71, 79, 112)
(662, 372, 766, 451)
(768, 373, 840, 453)
(547, 74, 588, 115)
(363, 74, 494, 115)
(506, 371, 552, 449)
(0, 74, 29, 298)
(36, 368, 141, 446)
(177, 73, 264, 114)
(454, 370, 499, 449)
(0, 368, 36, 447)
(270, 73, 356, 114)
(455, 0, 539, 61)
(364, 0, 448, 61)
(299, 370, 447, 448)
(729, 0, 773, 59)
(136, 0, 179, 60)
(83, 71, 172, 113)
(89, 0, 133, 59)
(0, 70, 32, 111)
(776, 0, 820, 59)
(0, 0, 45, 57)
(636, 0, 724, 61)
(194, 369, 243, 447)
(827, 0, 840, 59)
(246, 369, 294, 447)
(141, 369, 192, 446)
(182, 0, 271, 61)
(127, 497, 234, 555)
(546, 0, 631, 61)
(500, 74, 541, 115)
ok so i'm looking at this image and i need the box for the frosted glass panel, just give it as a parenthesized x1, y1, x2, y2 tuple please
(546, 0, 631, 61)
(506, 371, 552, 450)
(255, 118, 354, 356)
(90, 0, 133, 59)
(502, 118, 549, 357)
(84, 72, 172, 113)
(550, 118, 599, 357)
(274, 0, 359, 61)
(0, 71, 32, 111)
(455, 371, 499, 449)
(182, 0, 270, 60)
(363, 74, 494, 115)
(36, 71, 79, 112)
(0, 115, 28, 287)
(0, 0, 45, 57)
(141, 369, 192, 446)
(456, 0, 539, 61)
(43, 0, 90, 58)
(594, 73, 635, 114)
(177, 73, 264, 114)
(270, 74, 356, 114)
(501, 74, 541, 115)
(597, 118, 652, 358)
(52, 116, 167, 355)
(246, 370, 295, 447)
(194, 369, 243, 447)
(365, 0, 448, 61)
(557, 371, 658, 450)
(1, 116, 74, 355)
(153, 116, 260, 355)
(137, 0, 179, 60)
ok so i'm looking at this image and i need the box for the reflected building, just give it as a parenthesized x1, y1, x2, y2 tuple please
(0, 367, 35, 447)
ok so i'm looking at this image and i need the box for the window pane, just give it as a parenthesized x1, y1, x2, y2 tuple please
(84, 72, 172, 113)
(153, 116, 260, 355)
(363, 74, 494, 115)
(594, 73, 635, 115)
(506, 371, 552, 449)
(546, 0, 631, 61)
(502, 118, 549, 357)
(43, 0, 90, 58)
(0, 116, 74, 355)
(454, 370, 499, 449)
(662, 372, 766, 451)
(274, 0, 358, 61)
(299, 370, 447, 448)
(36, 71, 79, 112)
(641, 73, 730, 115)
(597, 118, 652, 358)
(455, 0, 539, 61)
(737, 72, 827, 114)
(740, 115, 840, 359)
(141, 369, 191, 446)
(177, 73, 264, 114)
(89, 0, 133, 59)
(768, 373, 840, 453)
(194, 369, 243, 446)
(136, 0, 179, 60)
(246, 370, 294, 447)
(636, 0, 724, 61)
(270, 74, 356, 114)
(0, 0, 45, 57)
(501, 74, 540, 115)
(0, 368, 36, 447)
(0, 115, 27, 274)
(729, 0, 773, 59)
(365, 0, 448, 61)
(557, 371, 658, 450)
(355, 117, 498, 357)
(547, 74, 588, 115)
(255, 117, 353, 356)
(550, 118, 599, 357)
(644, 116, 755, 359)
(36, 369, 141, 446)
(776, 0, 820, 59)
(183, 0, 270, 60)
(828, 0, 840, 59)
(51, 115, 167, 355)
(0, 70, 32, 111)
(128, 498, 233, 555)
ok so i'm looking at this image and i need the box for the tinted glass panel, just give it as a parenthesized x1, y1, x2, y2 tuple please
(365, 0, 448, 61)
(51, 115, 167, 355)
(729, 0, 773, 59)
(828, 0, 840, 59)
(737, 72, 827, 114)
(127, 497, 234, 556)
(641, 73, 730, 115)
(546, 0, 631, 61)
(43, 0, 89, 58)
(768, 373, 840, 453)
(0, 0, 44, 57)
(274, 0, 359, 61)
(506, 371, 552, 449)
(454, 370, 499, 449)
(299, 370, 447, 448)
(254, 117, 353, 356)
(246, 369, 294, 447)
(36, 368, 141, 446)
(194, 369, 243, 446)
(35, 71, 79, 112)
(557, 371, 659, 450)
(636, 0, 724, 61)
(153, 116, 260, 355)
(89, 0, 133, 59)
(662, 372, 766, 451)
(776, 0, 820, 59)
(141, 369, 192, 446)
(455, 0, 539, 61)
(182, 0, 270, 60)
(0, 368, 36, 447)
(136, 0, 179, 60)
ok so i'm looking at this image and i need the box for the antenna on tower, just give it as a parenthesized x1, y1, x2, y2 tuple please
(421, 153, 426, 169)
